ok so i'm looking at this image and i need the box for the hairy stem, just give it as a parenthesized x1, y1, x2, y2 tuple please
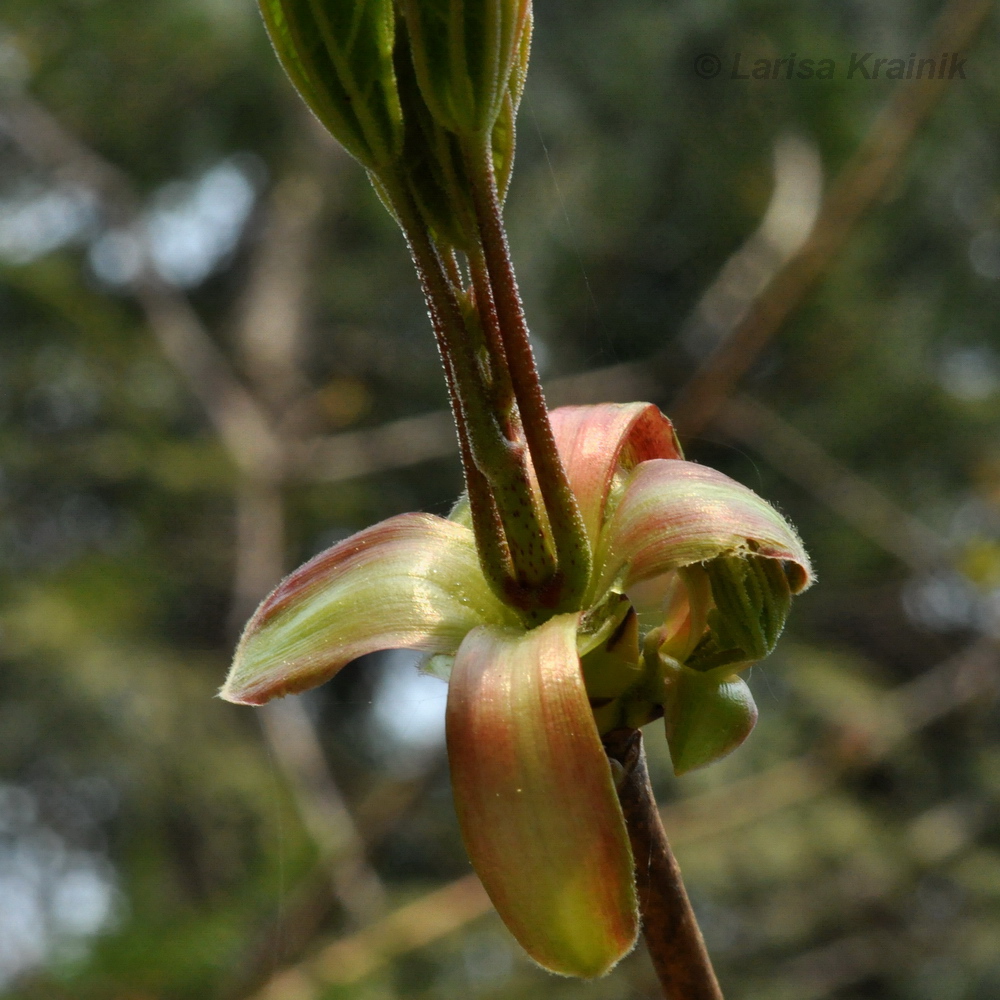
(467, 242, 518, 437)
(388, 176, 557, 602)
(465, 137, 591, 611)
(435, 302, 515, 595)
(603, 729, 724, 1000)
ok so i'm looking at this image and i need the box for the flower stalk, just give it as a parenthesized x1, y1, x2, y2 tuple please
(386, 171, 561, 610)
(463, 136, 592, 610)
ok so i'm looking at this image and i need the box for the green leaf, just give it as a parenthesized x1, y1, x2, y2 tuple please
(661, 658, 759, 775)
(399, 0, 531, 136)
(687, 555, 793, 672)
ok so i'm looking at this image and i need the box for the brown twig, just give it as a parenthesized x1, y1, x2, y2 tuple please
(247, 875, 491, 999)
(603, 729, 724, 1000)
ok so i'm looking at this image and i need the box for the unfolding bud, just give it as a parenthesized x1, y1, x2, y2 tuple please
(391, 8, 531, 249)
(687, 554, 792, 672)
(259, 1, 531, 249)
(223, 403, 811, 978)
(258, 0, 403, 170)
(660, 655, 759, 775)
(399, 0, 532, 138)
(642, 554, 792, 773)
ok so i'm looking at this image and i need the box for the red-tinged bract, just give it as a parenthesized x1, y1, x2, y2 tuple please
(447, 614, 638, 976)
(222, 402, 813, 976)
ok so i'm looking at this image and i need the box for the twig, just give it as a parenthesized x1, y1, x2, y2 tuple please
(1, 87, 401, 969)
(294, 360, 656, 482)
(1, 92, 287, 480)
(0, 92, 135, 215)
(248, 875, 491, 999)
(259, 698, 387, 925)
(134, 277, 286, 478)
(604, 729, 723, 1000)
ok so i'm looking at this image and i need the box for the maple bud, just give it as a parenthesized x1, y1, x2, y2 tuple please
(389, 8, 530, 249)
(658, 555, 793, 774)
(398, 0, 532, 138)
(258, 0, 404, 171)
(686, 554, 793, 672)
(660, 656, 759, 775)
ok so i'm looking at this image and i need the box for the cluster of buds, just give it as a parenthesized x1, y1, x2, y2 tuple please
(230, 0, 813, 981)
(260, 0, 529, 250)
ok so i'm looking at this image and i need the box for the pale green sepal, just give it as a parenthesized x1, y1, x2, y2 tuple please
(447, 614, 638, 977)
(222, 513, 513, 705)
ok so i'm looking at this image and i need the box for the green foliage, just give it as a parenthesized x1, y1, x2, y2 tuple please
(399, 0, 530, 136)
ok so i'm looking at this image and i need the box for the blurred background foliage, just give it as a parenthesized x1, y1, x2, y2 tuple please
(0, 0, 999, 997)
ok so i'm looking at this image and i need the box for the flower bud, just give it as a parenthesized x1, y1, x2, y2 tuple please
(392, 33, 479, 248)
(392, 9, 531, 248)
(258, 0, 403, 171)
(398, 0, 532, 139)
(581, 601, 666, 733)
(492, 9, 531, 199)
(661, 656, 758, 775)
(686, 554, 792, 672)
(580, 602, 645, 733)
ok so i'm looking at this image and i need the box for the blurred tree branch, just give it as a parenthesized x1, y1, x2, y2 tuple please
(0, 89, 397, 969)
(669, 0, 995, 437)
(714, 396, 950, 571)
(12, 0, 989, 506)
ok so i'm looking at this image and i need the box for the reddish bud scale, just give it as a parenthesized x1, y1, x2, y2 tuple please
(447, 614, 638, 976)
(222, 403, 813, 974)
